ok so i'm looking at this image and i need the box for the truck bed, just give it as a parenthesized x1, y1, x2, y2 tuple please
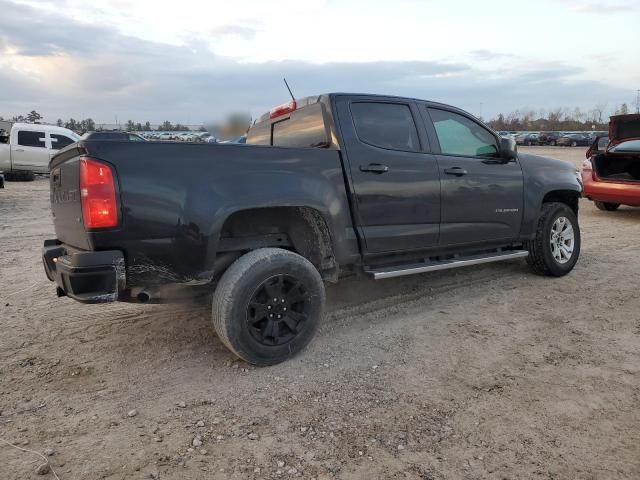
(49, 140, 357, 287)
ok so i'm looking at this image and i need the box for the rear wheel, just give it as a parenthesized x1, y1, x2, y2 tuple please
(526, 202, 580, 276)
(550, 140, 556, 146)
(211, 248, 325, 366)
(571, 141, 577, 147)
(594, 201, 620, 211)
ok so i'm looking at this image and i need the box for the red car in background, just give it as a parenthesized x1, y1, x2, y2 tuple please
(581, 114, 640, 211)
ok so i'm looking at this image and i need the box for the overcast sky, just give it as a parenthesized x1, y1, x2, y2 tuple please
(1, 0, 638, 124)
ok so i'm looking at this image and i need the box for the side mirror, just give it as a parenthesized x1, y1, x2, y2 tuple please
(500, 136, 518, 161)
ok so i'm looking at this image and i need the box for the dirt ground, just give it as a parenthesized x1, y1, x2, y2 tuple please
(1, 146, 639, 480)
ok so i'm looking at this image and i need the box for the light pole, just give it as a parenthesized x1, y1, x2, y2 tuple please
(636, 89, 640, 114)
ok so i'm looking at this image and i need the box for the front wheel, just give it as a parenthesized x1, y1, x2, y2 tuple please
(550, 140, 556, 146)
(526, 202, 580, 276)
(594, 201, 620, 211)
(571, 141, 577, 147)
(211, 248, 325, 366)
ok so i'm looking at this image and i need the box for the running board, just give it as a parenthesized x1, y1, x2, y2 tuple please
(364, 250, 529, 280)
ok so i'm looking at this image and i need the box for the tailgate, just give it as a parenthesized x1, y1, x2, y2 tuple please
(49, 145, 92, 250)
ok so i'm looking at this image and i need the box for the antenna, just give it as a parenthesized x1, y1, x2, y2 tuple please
(283, 78, 295, 102)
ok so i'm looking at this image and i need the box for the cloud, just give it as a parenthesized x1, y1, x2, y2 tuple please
(0, 0, 632, 123)
(208, 25, 258, 39)
(469, 50, 517, 61)
(557, 0, 638, 14)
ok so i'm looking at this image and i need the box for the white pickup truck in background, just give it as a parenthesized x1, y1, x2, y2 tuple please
(0, 123, 80, 180)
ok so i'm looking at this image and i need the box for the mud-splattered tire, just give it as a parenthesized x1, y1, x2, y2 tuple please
(526, 202, 580, 277)
(211, 248, 325, 366)
(594, 201, 620, 211)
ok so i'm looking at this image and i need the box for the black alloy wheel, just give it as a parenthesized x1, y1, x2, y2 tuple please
(247, 274, 310, 346)
(211, 248, 325, 365)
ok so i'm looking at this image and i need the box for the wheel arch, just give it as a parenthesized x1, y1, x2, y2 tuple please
(212, 206, 338, 281)
(542, 189, 580, 214)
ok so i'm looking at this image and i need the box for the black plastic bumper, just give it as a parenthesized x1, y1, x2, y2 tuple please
(42, 239, 126, 303)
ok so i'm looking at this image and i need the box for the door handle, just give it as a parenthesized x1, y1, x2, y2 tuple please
(360, 163, 389, 174)
(15, 149, 24, 152)
(444, 167, 468, 176)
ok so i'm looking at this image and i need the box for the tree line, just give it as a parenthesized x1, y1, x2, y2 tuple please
(6, 101, 635, 135)
(0, 111, 204, 133)
(486, 103, 634, 132)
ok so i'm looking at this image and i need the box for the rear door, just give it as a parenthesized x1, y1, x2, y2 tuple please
(334, 96, 441, 254)
(49, 133, 77, 152)
(422, 106, 523, 245)
(12, 129, 49, 171)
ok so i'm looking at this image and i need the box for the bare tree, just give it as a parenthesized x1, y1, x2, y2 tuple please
(547, 108, 564, 129)
(593, 104, 607, 124)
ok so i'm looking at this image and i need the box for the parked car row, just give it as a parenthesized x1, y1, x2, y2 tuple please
(85, 130, 222, 143)
(138, 131, 217, 142)
(0, 123, 233, 181)
(556, 133, 592, 147)
(506, 131, 606, 147)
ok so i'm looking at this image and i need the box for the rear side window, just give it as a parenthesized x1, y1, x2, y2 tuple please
(351, 102, 420, 152)
(17, 130, 46, 148)
(428, 108, 499, 157)
(50, 134, 76, 150)
(271, 103, 330, 148)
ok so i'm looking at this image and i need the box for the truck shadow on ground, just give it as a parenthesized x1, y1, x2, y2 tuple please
(101, 260, 533, 370)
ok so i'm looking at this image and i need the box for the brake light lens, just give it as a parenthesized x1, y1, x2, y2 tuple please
(582, 159, 592, 171)
(270, 100, 296, 119)
(80, 157, 118, 229)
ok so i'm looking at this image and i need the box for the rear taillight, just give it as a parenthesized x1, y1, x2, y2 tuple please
(80, 157, 118, 229)
(581, 159, 592, 171)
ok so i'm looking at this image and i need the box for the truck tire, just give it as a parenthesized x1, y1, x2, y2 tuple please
(526, 202, 580, 277)
(211, 248, 325, 366)
(4, 171, 35, 182)
(594, 201, 620, 211)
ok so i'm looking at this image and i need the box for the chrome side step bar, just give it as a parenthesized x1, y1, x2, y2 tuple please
(364, 250, 529, 280)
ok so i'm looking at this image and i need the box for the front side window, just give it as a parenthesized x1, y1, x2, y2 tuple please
(17, 130, 46, 148)
(50, 134, 76, 150)
(428, 108, 499, 157)
(351, 102, 420, 152)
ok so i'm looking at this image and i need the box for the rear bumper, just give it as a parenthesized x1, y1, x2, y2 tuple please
(42, 239, 126, 303)
(582, 171, 640, 206)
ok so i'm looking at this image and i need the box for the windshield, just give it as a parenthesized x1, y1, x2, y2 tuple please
(610, 139, 640, 153)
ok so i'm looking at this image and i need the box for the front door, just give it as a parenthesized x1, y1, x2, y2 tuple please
(335, 97, 441, 254)
(423, 106, 523, 246)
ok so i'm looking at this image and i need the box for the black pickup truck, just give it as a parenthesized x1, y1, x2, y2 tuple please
(43, 93, 582, 365)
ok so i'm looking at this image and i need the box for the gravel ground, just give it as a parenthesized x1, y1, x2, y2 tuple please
(1, 146, 639, 479)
